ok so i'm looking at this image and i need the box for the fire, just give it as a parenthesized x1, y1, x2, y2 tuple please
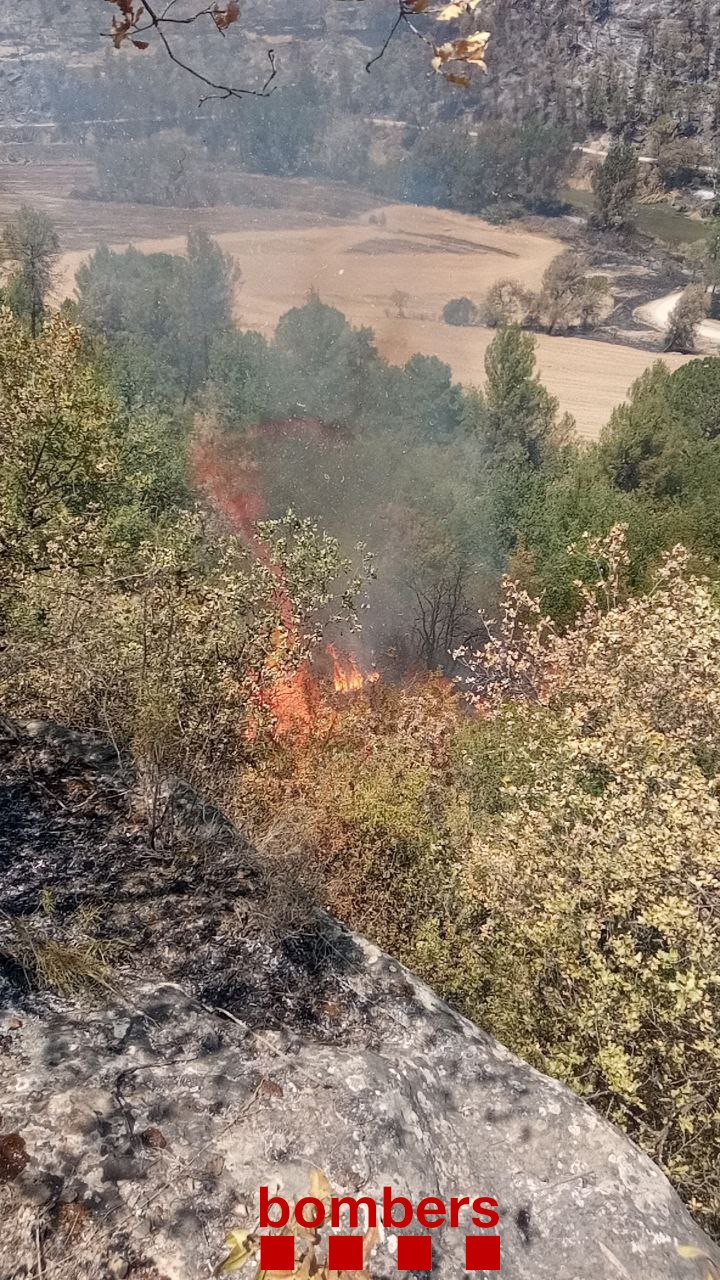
(243, 628, 319, 743)
(192, 426, 381, 743)
(328, 644, 380, 695)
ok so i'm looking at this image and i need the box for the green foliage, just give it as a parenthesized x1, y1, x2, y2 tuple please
(407, 121, 574, 216)
(466, 325, 572, 469)
(591, 142, 639, 229)
(520, 358, 720, 618)
(75, 232, 239, 402)
(1, 206, 60, 337)
(0, 310, 118, 578)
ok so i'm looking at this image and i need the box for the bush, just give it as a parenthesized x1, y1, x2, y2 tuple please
(480, 278, 533, 328)
(442, 296, 480, 327)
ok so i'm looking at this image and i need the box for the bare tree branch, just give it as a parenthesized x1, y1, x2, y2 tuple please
(104, 0, 278, 106)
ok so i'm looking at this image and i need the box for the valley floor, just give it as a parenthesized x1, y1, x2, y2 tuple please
(1, 154, 696, 439)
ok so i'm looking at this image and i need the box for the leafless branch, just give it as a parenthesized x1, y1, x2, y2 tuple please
(365, 0, 438, 73)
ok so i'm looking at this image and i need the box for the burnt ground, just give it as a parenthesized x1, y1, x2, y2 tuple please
(0, 718, 370, 1040)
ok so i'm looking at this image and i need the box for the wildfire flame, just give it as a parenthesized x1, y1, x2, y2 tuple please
(192, 426, 381, 743)
(328, 644, 380, 695)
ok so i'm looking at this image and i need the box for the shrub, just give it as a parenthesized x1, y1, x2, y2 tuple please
(457, 528, 720, 1233)
(665, 284, 709, 353)
(442, 296, 480, 327)
(480, 278, 533, 328)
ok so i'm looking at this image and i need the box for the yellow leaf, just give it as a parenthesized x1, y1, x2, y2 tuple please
(677, 1247, 708, 1260)
(218, 1229, 256, 1274)
(436, 0, 482, 13)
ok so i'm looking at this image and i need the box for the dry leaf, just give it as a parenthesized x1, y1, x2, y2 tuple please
(217, 1229, 256, 1274)
(213, 0, 241, 30)
(309, 1168, 333, 1204)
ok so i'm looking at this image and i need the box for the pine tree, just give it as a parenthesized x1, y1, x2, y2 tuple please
(592, 142, 639, 229)
(477, 324, 571, 467)
(2, 207, 60, 338)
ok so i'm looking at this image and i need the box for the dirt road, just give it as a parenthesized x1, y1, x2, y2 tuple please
(636, 289, 720, 349)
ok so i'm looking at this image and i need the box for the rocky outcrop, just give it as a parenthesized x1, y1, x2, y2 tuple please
(1, 720, 719, 1280)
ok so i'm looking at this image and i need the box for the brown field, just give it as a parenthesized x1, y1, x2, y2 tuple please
(2, 157, 693, 440)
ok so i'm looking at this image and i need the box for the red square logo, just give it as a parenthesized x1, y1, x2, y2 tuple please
(465, 1235, 501, 1271)
(260, 1235, 295, 1272)
(397, 1235, 433, 1271)
(328, 1235, 364, 1271)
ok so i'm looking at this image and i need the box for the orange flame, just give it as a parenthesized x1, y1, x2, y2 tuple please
(328, 645, 380, 695)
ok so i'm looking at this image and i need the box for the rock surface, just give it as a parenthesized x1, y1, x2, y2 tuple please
(1, 720, 719, 1280)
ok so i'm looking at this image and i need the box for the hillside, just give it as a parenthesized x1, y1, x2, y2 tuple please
(2, 0, 720, 146)
(1, 720, 718, 1280)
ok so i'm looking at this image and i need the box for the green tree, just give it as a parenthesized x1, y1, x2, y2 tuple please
(0, 309, 117, 577)
(75, 234, 239, 403)
(2, 206, 60, 337)
(272, 291, 379, 423)
(93, 130, 219, 207)
(665, 284, 708, 353)
(179, 229, 240, 401)
(592, 143, 639, 230)
(471, 324, 572, 467)
(535, 251, 611, 334)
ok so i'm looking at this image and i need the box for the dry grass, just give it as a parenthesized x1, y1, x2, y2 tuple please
(0, 908, 119, 996)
